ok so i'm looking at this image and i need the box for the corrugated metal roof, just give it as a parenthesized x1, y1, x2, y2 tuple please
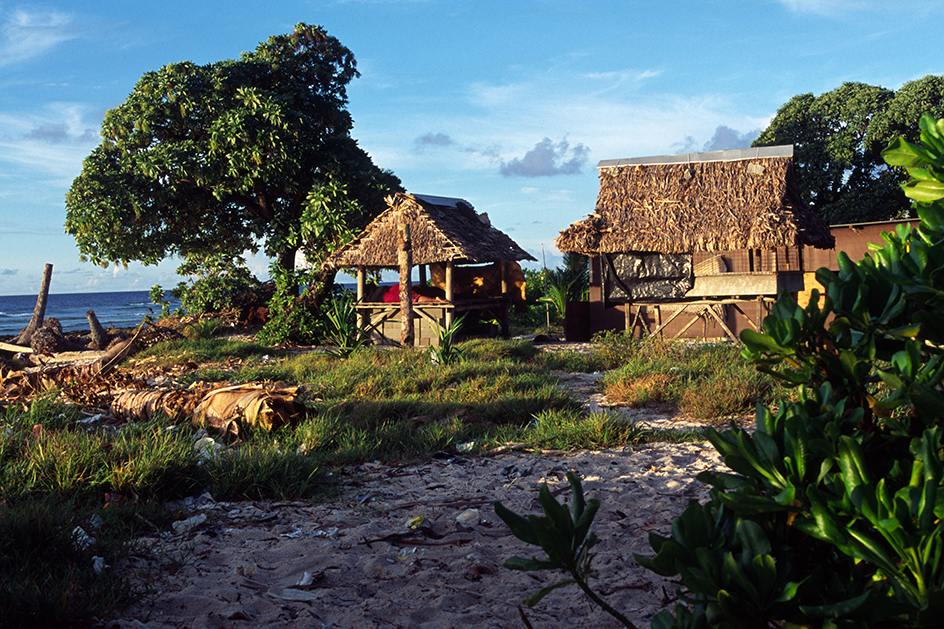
(412, 194, 472, 208)
(597, 145, 793, 169)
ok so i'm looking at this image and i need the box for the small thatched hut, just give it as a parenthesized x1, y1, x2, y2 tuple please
(323, 193, 536, 346)
(555, 146, 835, 341)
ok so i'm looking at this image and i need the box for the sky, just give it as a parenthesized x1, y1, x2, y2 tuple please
(1, 0, 942, 296)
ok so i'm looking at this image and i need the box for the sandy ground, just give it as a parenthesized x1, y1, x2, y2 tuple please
(106, 353, 744, 629)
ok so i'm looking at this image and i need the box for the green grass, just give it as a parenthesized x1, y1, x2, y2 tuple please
(0, 496, 149, 627)
(1, 333, 779, 625)
(600, 337, 786, 418)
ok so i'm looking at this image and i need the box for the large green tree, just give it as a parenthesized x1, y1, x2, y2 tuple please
(65, 23, 401, 298)
(753, 76, 944, 224)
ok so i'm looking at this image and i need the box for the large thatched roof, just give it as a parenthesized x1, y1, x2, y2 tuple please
(323, 193, 536, 270)
(556, 146, 835, 255)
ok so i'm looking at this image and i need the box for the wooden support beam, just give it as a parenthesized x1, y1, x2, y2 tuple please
(445, 260, 455, 328)
(356, 266, 367, 333)
(703, 304, 738, 342)
(649, 306, 684, 338)
(398, 224, 414, 347)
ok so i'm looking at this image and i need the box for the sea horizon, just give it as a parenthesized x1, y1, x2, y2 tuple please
(0, 289, 174, 337)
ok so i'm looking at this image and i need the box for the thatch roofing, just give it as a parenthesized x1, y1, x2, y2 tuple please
(555, 146, 835, 255)
(323, 193, 536, 269)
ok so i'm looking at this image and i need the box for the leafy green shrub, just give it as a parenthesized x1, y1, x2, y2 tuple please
(257, 265, 325, 345)
(170, 253, 262, 316)
(636, 114, 944, 628)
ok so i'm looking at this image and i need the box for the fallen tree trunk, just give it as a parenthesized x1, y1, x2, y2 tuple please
(87, 310, 109, 350)
(0, 341, 33, 354)
(15, 263, 53, 346)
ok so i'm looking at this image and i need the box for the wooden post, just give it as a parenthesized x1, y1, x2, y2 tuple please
(419, 264, 427, 287)
(15, 263, 53, 346)
(398, 224, 414, 346)
(445, 259, 455, 328)
(499, 261, 510, 338)
(356, 266, 367, 335)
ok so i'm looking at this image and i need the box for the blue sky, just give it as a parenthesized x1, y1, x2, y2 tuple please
(0, 0, 941, 296)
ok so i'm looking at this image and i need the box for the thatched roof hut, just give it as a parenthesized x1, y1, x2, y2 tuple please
(555, 146, 835, 255)
(323, 193, 536, 269)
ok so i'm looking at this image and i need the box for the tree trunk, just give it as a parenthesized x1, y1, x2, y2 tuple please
(398, 223, 414, 347)
(15, 263, 53, 346)
(278, 248, 299, 296)
(299, 265, 338, 311)
(87, 310, 109, 350)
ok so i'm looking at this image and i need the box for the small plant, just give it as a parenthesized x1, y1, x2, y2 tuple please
(324, 291, 370, 357)
(149, 284, 175, 319)
(494, 472, 638, 628)
(182, 318, 225, 340)
(429, 315, 465, 365)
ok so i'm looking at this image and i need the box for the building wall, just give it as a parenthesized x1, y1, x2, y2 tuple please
(797, 219, 919, 307)
(584, 219, 918, 340)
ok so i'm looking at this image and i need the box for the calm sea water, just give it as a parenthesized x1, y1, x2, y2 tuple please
(0, 290, 179, 338)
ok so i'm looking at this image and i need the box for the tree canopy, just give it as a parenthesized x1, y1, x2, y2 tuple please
(65, 23, 401, 283)
(753, 75, 944, 224)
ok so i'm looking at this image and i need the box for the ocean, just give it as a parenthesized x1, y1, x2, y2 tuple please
(0, 290, 180, 339)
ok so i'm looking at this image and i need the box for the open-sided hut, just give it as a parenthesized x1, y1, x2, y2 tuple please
(555, 146, 835, 341)
(322, 192, 536, 346)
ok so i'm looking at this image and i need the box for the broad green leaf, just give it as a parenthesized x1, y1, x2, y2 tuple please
(799, 590, 872, 619)
(503, 556, 558, 571)
(537, 483, 575, 541)
(494, 501, 539, 546)
(522, 578, 576, 607)
(883, 136, 935, 168)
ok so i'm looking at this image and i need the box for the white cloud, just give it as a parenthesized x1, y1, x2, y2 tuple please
(499, 137, 589, 178)
(777, 0, 941, 16)
(0, 104, 100, 182)
(0, 8, 77, 66)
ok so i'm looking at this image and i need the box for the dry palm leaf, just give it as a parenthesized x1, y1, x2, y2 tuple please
(192, 383, 307, 440)
(110, 386, 211, 422)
